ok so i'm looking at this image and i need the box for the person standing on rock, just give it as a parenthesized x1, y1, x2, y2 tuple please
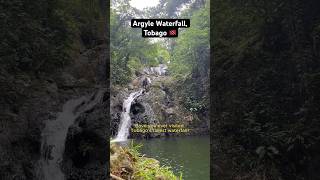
(142, 77, 149, 91)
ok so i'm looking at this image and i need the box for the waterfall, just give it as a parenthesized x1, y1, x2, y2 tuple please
(38, 90, 104, 180)
(143, 64, 168, 76)
(113, 89, 143, 142)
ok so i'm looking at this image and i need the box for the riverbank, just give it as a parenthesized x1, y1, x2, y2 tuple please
(110, 142, 181, 180)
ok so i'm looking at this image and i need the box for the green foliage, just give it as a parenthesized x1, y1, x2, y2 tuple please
(110, 4, 171, 85)
(0, 0, 104, 75)
(110, 141, 182, 180)
(212, 0, 320, 179)
(0, 0, 68, 73)
(165, 1, 209, 118)
(128, 140, 143, 157)
(185, 96, 206, 113)
(169, 2, 209, 78)
(133, 159, 179, 180)
(128, 57, 143, 73)
(128, 142, 181, 180)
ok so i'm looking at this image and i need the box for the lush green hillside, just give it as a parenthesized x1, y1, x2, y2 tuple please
(212, 0, 320, 179)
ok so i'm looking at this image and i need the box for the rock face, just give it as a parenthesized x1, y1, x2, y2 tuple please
(110, 87, 129, 137)
(110, 65, 209, 140)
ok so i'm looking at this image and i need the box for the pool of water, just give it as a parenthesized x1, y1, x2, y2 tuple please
(135, 136, 210, 180)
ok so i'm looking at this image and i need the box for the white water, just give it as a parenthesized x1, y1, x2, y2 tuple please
(112, 64, 167, 143)
(38, 90, 104, 180)
(143, 64, 168, 76)
(146, 77, 152, 84)
(113, 89, 143, 142)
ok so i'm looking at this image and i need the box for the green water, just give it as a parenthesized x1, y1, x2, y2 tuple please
(135, 136, 210, 180)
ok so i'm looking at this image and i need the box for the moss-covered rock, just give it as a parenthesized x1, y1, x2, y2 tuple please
(110, 142, 180, 180)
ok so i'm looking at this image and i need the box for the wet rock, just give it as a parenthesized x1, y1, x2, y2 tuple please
(110, 87, 129, 136)
(165, 107, 175, 115)
(131, 102, 145, 115)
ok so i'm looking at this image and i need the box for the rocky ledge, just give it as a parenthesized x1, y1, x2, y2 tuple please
(110, 142, 180, 180)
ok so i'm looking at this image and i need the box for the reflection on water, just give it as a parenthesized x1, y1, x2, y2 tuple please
(135, 136, 210, 180)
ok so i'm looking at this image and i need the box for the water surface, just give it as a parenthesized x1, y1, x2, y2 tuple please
(135, 136, 210, 180)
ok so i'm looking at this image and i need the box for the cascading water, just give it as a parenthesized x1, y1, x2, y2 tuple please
(113, 89, 143, 142)
(143, 64, 168, 76)
(38, 90, 104, 180)
(112, 64, 168, 142)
